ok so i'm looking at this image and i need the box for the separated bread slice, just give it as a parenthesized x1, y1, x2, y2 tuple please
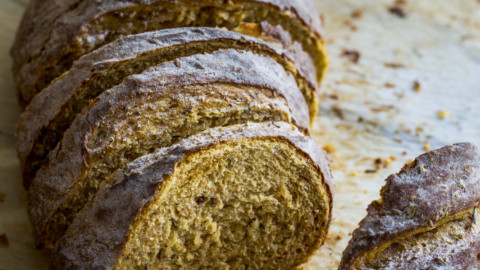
(52, 122, 333, 270)
(11, 0, 327, 105)
(17, 26, 317, 190)
(28, 49, 310, 249)
(340, 143, 480, 270)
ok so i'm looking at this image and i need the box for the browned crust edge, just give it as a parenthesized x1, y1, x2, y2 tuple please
(16, 26, 316, 181)
(27, 49, 310, 248)
(51, 121, 333, 269)
(339, 142, 480, 270)
(11, 0, 324, 105)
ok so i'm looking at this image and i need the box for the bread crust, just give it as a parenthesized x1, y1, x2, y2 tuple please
(340, 143, 480, 270)
(28, 49, 310, 248)
(11, 0, 324, 105)
(51, 121, 333, 270)
(17, 27, 317, 191)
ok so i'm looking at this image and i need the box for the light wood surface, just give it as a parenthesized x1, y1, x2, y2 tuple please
(0, 0, 479, 269)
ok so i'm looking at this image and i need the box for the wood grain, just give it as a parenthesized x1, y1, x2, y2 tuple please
(0, 0, 479, 269)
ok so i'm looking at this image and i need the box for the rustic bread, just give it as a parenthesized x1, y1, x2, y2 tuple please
(340, 143, 480, 269)
(28, 49, 310, 249)
(51, 122, 333, 270)
(16, 26, 317, 190)
(12, 0, 327, 106)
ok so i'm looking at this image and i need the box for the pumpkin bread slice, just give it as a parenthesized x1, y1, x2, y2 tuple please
(17, 34, 314, 190)
(12, 0, 327, 105)
(340, 143, 480, 270)
(28, 49, 309, 249)
(52, 122, 333, 270)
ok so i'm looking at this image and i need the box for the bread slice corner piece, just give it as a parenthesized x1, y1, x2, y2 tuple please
(17, 26, 316, 190)
(340, 142, 480, 270)
(12, 0, 327, 105)
(52, 122, 333, 270)
(27, 49, 310, 249)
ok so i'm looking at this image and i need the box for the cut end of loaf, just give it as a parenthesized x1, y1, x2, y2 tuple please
(119, 140, 330, 269)
(359, 207, 480, 269)
(340, 142, 480, 270)
(52, 122, 333, 270)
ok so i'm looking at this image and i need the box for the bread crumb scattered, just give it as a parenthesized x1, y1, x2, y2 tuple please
(424, 142, 431, 151)
(384, 82, 396, 88)
(389, 6, 406, 18)
(323, 143, 337, 154)
(350, 172, 360, 177)
(0, 233, 8, 247)
(413, 81, 421, 92)
(437, 110, 451, 119)
(384, 62, 404, 68)
(351, 9, 363, 19)
(384, 157, 393, 167)
(392, 137, 403, 143)
(342, 49, 360, 63)
(343, 19, 358, 31)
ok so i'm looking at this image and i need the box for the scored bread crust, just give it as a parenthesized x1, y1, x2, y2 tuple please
(17, 26, 317, 190)
(28, 49, 310, 248)
(339, 143, 480, 270)
(51, 121, 333, 270)
(11, 0, 326, 105)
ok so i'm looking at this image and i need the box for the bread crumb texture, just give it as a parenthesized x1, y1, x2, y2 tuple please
(119, 140, 330, 269)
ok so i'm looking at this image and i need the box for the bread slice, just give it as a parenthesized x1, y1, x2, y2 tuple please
(51, 122, 333, 270)
(28, 49, 310, 249)
(340, 143, 480, 270)
(17, 36, 313, 191)
(11, 0, 327, 105)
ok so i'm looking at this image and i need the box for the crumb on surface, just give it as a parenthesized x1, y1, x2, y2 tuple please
(323, 143, 337, 154)
(437, 110, 451, 119)
(351, 9, 363, 19)
(342, 49, 360, 63)
(389, 6, 406, 18)
(413, 81, 421, 92)
(424, 142, 431, 151)
(343, 19, 358, 31)
(384, 82, 395, 88)
(384, 157, 394, 167)
(384, 62, 405, 68)
(350, 172, 360, 177)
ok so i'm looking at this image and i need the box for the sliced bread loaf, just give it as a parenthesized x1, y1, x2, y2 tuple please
(52, 122, 333, 270)
(28, 49, 309, 248)
(17, 26, 317, 190)
(340, 143, 480, 269)
(12, 0, 327, 105)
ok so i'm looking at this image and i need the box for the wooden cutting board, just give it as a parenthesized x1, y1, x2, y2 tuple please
(0, 0, 479, 269)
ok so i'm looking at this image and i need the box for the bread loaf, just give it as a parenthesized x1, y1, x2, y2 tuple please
(339, 143, 480, 269)
(17, 26, 317, 190)
(52, 122, 333, 270)
(28, 49, 310, 249)
(11, 0, 327, 105)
